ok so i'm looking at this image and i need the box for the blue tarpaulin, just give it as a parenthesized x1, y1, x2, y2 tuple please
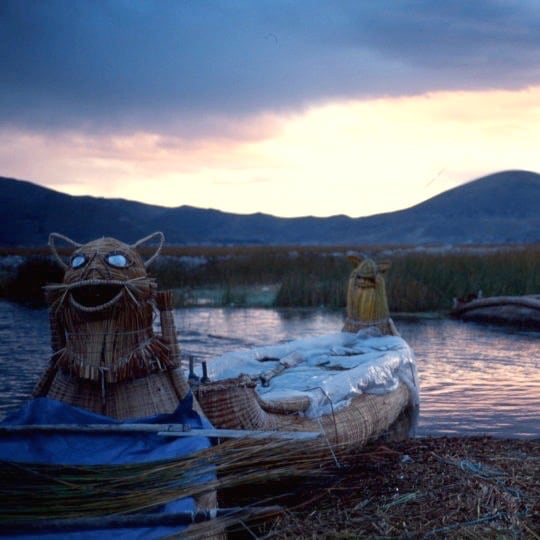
(0, 395, 215, 539)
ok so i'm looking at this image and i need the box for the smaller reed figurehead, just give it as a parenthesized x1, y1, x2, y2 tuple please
(33, 232, 191, 419)
(342, 254, 398, 335)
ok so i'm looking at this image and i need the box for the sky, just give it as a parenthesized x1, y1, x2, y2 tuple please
(1, 0, 540, 218)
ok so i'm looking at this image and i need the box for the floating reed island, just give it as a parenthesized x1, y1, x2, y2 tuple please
(2, 242, 539, 313)
(1, 233, 537, 538)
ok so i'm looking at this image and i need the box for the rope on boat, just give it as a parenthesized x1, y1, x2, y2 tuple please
(316, 418, 341, 469)
(306, 385, 340, 442)
(306, 385, 341, 468)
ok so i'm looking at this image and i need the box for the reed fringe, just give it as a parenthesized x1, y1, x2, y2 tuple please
(53, 337, 179, 383)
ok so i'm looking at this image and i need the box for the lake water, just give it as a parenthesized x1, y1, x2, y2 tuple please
(0, 301, 538, 439)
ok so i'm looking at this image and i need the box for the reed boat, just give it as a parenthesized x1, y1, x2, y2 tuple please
(194, 329, 418, 453)
(194, 255, 419, 454)
(0, 233, 225, 539)
(451, 294, 540, 329)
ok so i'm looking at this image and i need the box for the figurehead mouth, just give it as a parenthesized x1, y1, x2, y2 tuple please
(67, 280, 126, 312)
(353, 277, 376, 290)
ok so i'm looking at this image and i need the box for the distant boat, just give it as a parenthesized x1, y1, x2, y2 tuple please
(451, 294, 540, 329)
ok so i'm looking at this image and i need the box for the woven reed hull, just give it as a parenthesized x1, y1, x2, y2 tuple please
(42, 369, 189, 420)
(451, 295, 540, 329)
(196, 379, 412, 451)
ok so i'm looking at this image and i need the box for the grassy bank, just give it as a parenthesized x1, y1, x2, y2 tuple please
(0, 244, 538, 311)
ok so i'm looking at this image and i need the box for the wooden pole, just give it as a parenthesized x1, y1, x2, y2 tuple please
(0, 423, 321, 440)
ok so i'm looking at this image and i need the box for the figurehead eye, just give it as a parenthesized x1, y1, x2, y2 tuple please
(106, 252, 131, 268)
(70, 255, 87, 269)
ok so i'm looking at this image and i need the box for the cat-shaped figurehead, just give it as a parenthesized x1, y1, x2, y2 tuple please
(46, 232, 162, 314)
(342, 254, 398, 336)
(33, 232, 191, 419)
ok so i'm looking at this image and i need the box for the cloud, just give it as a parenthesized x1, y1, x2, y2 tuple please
(3, 86, 539, 218)
(2, 0, 540, 137)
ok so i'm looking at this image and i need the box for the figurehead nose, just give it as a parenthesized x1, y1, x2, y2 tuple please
(79, 253, 109, 281)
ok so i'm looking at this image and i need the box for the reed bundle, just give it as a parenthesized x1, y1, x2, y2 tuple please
(5, 435, 534, 538)
(0, 434, 336, 525)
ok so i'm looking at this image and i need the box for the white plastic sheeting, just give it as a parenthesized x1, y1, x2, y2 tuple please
(196, 327, 419, 419)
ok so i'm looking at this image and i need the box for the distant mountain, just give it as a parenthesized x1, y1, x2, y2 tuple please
(0, 170, 538, 247)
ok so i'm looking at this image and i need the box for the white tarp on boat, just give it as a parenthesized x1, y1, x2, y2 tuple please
(196, 327, 419, 418)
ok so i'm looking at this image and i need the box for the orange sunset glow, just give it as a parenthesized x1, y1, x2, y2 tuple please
(2, 2, 540, 217)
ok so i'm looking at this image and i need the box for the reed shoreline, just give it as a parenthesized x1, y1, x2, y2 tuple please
(221, 435, 539, 539)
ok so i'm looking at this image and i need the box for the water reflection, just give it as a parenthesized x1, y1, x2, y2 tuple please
(175, 307, 342, 361)
(396, 317, 539, 438)
(0, 302, 50, 413)
(0, 301, 538, 438)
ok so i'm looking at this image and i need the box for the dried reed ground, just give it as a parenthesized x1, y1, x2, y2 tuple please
(221, 436, 539, 539)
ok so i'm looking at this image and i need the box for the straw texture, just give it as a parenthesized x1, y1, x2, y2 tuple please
(196, 377, 411, 451)
(342, 255, 398, 336)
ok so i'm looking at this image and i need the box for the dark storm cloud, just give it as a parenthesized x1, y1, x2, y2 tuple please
(2, 0, 540, 133)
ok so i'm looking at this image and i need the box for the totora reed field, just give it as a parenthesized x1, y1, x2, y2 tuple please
(1, 243, 539, 312)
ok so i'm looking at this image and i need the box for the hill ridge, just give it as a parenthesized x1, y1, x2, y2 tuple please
(1, 170, 538, 246)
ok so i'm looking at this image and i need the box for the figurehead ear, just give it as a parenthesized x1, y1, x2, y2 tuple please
(49, 233, 82, 270)
(131, 232, 164, 268)
(377, 261, 391, 274)
(347, 251, 364, 267)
